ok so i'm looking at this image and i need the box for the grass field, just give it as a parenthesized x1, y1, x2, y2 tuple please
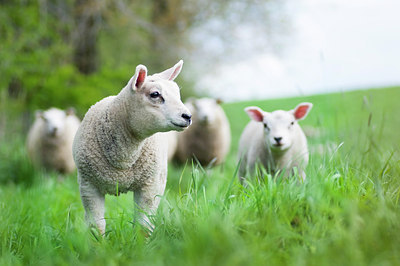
(1, 87, 399, 265)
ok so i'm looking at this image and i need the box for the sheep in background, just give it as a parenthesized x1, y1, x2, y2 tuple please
(175, 98, 231, 166)
(165, 131, 178, 162)
(26, 107, 81, 174)
(238, 102, 313, 183)
(73, 60, 191, 234)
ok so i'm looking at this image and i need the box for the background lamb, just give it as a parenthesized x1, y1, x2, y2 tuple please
(175, 98, 231, 166)
(72, 60, 191, 234)
(238, 102, 312, 183)
(165, 131, 178, 162)
(26, 107, 81, 174)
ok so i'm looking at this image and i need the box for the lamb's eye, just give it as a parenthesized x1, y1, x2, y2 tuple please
(291, 121, 294, 125)
(150, 92, 160, 98)
(263, 123, 270, 130)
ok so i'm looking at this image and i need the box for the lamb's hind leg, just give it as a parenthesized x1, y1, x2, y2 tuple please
(79, 176, 106, 235)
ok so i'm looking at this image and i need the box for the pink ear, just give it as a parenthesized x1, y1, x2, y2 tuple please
(293, 102, 313, 120)
(127, 65, 147, 91)
(135, 68, 146, 88)
(244, 106, 264, 122)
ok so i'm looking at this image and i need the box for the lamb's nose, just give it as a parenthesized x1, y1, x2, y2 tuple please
(51, 128, 58, 136)
(274, 137, 282, 144)
(182, 113, 192, 124)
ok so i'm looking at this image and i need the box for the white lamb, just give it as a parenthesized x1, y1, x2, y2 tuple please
(175, 98, 231, 166)
(72, 60, 191, 234)
(238, 102, 313, 183)
(26, 107, 80, 174)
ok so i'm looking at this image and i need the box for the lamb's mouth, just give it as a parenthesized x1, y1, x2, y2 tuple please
(171, 122, 189, 129)
(272, 143, 289, 151)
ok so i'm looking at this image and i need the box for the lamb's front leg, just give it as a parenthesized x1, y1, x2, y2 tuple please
(79, 176, 106, 235)
(133, 173, 167, 232)
(299, 170, 306, 182)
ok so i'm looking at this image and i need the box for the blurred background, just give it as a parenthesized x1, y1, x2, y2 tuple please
(1, 0, 399, 117)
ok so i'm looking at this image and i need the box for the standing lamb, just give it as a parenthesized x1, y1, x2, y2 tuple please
(72, 60, 191, 234)
(175, 98, 231, 166)
(26, 107, 81, 174)
(238, 102, 313, 183)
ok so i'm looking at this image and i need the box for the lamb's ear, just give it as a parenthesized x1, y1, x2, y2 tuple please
(153, 60, 183, 81)
(185, 97, 196, 104)
(293, 102, 313, 120)
(128, 64, 147, 91)
(245, 106, 265, 122)
(35, 110, 44, 119)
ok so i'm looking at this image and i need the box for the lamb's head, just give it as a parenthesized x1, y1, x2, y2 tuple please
(125, 60, 192, 137)
(187, 98, 222, 126)
(245, 103, 312, 151)
(37, 108, 75, 137)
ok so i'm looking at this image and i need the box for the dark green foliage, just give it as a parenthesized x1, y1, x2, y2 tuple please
(0, 1, 72, 107)
(0, 135, 35, 186)
(0, 0, 199, 116)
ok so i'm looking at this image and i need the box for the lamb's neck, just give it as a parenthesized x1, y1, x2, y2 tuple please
(270, 146, 295, 170)
(98, 96, 146, 170)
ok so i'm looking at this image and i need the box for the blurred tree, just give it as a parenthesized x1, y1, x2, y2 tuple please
(0, 0, 72, 107)
(149, 0, 188, 70)
(73, 0, 103, 74)
(0, 0, 289, 116)
(145, 0, 290, 71)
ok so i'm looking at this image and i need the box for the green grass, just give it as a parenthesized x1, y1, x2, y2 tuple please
(1, 87, 400, 265)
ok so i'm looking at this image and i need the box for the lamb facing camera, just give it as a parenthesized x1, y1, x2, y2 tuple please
(73, 60, 191, 234)
(26, 107, 80, 174)
(238, 102, 313, 183)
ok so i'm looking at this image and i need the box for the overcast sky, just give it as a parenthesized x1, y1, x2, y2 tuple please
(197, 0, 400, 101)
